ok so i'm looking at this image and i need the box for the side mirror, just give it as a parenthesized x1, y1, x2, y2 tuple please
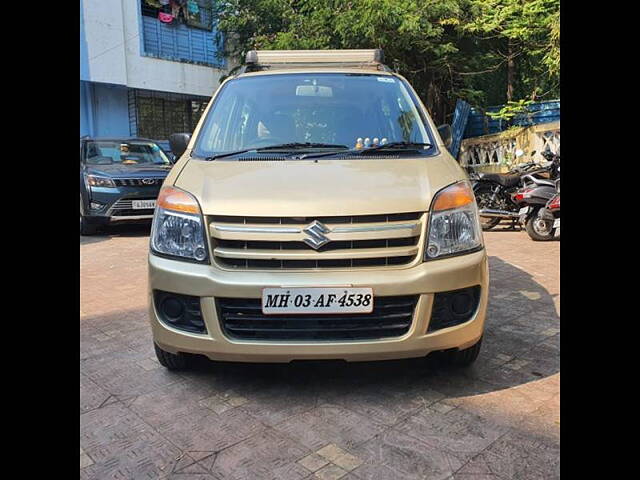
(169, 133, 192, 159)
(437, 124, 453, 150)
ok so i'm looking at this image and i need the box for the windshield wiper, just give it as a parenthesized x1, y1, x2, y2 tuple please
(299, 141, 434, 160)
(354, 141, 433, 155)
(204, 142, 348, 161)
(205, 148, 262, 160)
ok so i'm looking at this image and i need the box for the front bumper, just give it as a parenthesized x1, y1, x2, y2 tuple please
(148, 249, 489, 362)
(86, 185, 161, 223)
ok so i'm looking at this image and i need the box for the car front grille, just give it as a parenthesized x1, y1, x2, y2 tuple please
(110, 198, 156, 217)
(113, 178, 162, 187)
(217, 295, 419, 341)
(209, 213, 425, 270)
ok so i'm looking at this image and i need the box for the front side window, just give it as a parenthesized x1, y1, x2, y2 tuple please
(84, 141, 171, 166)
(193, 73, 434, 157)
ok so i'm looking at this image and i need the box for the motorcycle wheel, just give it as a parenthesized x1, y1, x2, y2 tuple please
(474, 186, 501, 231)
(525, 208, 555, 241)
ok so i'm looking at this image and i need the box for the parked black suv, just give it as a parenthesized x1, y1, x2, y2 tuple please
(80, 137, 173, 235)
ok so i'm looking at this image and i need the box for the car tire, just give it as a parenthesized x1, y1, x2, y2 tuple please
(445, 336, 482, 367)
(525, 208, 555, 241)
(80, 214, 97, 236)
(154, 343, 189, 370)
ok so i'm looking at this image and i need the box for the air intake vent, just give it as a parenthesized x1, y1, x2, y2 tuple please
(217, 295, 418, 341)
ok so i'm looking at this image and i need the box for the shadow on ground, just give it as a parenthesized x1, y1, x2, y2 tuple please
(166, 256, 559, 400)
(80, 223, 151, 245)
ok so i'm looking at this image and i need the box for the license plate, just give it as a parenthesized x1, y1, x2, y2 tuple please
(519, 207, 530, 215)
(132, 200, 156, 209)
(262, 287, 374, 314)
(553, 218, 560, 228)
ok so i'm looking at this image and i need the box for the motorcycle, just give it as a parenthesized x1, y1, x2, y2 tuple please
(472, 150, 559, 230)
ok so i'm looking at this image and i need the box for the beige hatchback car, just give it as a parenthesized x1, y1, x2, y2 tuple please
(148, 50, 489, 369)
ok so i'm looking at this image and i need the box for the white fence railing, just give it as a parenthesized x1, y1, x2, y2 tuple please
(459, 121, 560, 173)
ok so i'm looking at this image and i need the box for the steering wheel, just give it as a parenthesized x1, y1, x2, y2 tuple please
(246, 136, 288, 148)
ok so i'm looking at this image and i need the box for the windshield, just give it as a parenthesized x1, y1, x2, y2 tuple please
(193, 73, 435, 156)
(84, 141, 171, 166)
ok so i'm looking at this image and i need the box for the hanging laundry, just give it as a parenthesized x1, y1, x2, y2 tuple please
(158, 12, 175, 23)
(187, 0, 199, 15)
(159, 0, 171, 14)
(170, 0, 188, 23)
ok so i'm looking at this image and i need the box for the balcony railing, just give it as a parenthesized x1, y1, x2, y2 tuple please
(459, 121, 560, 173)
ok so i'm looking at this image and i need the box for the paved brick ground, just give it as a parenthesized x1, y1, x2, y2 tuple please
(80, 225, 559, 479)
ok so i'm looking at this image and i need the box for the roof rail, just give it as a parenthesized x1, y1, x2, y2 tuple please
(243, 49, 388, 72)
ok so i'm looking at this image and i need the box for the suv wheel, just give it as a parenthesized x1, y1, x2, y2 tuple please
(154, 343, 189, 370)
(445, 337, 482, 367)
(80, 214, 97, 236)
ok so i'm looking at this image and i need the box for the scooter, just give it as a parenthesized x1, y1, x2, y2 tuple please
(536, 180, 560, 239)
(513, 175, 559, 241)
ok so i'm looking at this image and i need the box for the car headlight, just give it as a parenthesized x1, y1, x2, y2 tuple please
(87, 175, 116, 188)
(425, 181, 483, 260)
(150, 186, 209, 263)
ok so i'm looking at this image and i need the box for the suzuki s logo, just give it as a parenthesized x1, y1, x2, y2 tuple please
(141, 178, 156, 185)
(303, 221, 331, 249)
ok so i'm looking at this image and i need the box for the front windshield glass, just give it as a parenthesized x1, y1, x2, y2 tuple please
(84, 141, 171, 166)
(193, 73, 434, 156)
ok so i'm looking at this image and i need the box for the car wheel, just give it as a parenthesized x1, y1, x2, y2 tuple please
(80, 214, 97, 236)
(154, 343, 189, 370)
(444, 336, 482, 367)
(525, 208, 555, 241)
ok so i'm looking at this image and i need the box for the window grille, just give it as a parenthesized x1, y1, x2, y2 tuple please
(128, 88, 209, 141)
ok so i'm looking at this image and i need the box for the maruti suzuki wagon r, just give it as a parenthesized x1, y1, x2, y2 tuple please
(148, 49, 489, 370)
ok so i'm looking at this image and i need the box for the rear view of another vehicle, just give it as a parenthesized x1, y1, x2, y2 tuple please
(80, 138, 173, 235)
(513, 177, 559, 241)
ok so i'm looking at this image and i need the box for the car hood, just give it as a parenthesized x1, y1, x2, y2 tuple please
(86, 163, 172, 178)
(174, 155, 465, 216)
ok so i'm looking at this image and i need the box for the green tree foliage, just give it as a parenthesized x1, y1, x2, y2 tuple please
(213, 0, 559, 124)
(464, 0, 560, 102)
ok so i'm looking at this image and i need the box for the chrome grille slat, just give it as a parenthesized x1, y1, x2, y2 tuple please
(113, 178, 161, 187)
(214, 245, 419, 260)
(209, 213, 425, 270)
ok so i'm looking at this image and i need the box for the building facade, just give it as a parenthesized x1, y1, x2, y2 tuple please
(80, 0, 229, 146)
